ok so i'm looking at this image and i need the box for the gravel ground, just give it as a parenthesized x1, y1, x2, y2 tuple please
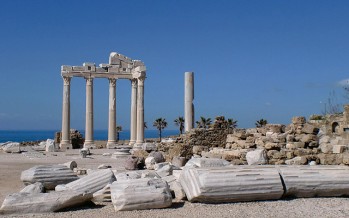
(1, 148, 349, 218)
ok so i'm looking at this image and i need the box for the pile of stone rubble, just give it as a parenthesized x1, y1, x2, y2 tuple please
(2, 156, 349, 215)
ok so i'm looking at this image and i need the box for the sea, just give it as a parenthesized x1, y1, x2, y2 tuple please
(0, 130, 180, 143)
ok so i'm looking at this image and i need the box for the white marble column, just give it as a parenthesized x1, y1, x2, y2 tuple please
(60, 76, 72, 150)
(184, 72, 194, 132)
(129, 79, 138, 145)
(107, 78, 117, 148)
(136, 77, 145, 145)
(84, 77, 95, 148)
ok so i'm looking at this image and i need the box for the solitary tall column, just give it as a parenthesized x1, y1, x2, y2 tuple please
(107, 78, 117, 148)
(184, 72, 194, 132)
(136, 77, 145, 145)
(129, 79, 138, 145)
(84, 77, 95, 148)
(60, 76, 72, 150)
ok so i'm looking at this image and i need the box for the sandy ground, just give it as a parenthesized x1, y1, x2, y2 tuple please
(1, 148, 349, 218)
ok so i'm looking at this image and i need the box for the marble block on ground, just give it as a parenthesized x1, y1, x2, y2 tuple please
(111, 178, 172, 211)
(179, 166, 284, 203)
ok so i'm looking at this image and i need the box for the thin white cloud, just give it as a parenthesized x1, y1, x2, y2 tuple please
(337, 79, 349, 87)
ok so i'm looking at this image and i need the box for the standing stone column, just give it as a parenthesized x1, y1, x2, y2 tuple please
(129, 79, 138, 145)
(107, 78, 117, 148)
(136, 77, 145, 145)
(84, 77, 95, 148)
(184, 72, 194, 132)
(60, 76, 72, 150)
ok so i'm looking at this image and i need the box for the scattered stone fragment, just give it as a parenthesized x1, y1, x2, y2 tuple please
(333, 145, 346, 154)
(155, 163, 173, 177)
(179, 166, 284, 203)
(124, 156, 144, 170)
(142, 143, 157, 152)
(246, 149, 267, 165)
(115, 171, 142, 180)
(145, 156, 156, 170)
(45, 139, 55, 152)
(21, 165, 78, 190)
(148, 151, 165, 163)
(20, 182, 44, 194)
(74, 168, 87, 175)
(0, 191, 92, 215)
(285, 156, 308, 165)
(111, 178, 172, 211)
(2, 142, 20, 153)
(62, 161, 78, 170)
(185, 157, 230, 168)
(98, 164, 111, 169)
(171, 156, 187, 168)
(80, 148, 90, 158)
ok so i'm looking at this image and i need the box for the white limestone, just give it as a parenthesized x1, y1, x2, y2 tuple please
(45, 139, 55, 152)
(184, 72, 194, 132)
(55, 169, 116, 194)
(20, 182, 44, 194)
(111, 178, 172, 211)
(92, 184, 111, 203)
(84, 77, 95, 148)
(145, 156, 156, 170)
(20, 165, 78, 190)
(246, 149, 268, 165)
(136, 76, 145, 145)
(107, 78, 117, 148)
(60, 76, 72, 150)
(129, 79, 138, 145)
(0, 191, 92, 215)
(185, 157, 230, 168)
(179, 166, 284, 203)
(278, 165, 349, 197)
(2, 142, 20, 153)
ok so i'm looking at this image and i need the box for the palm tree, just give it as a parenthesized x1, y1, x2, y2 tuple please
(196, 116, 212, 129)
(116, 125, 122, 141)
(174, 116, 185, 134)
(227, 118, 238, 129)
(153, 118, 168, 142)
(144, 122, 148, 129)
(255, 119, 268, 128)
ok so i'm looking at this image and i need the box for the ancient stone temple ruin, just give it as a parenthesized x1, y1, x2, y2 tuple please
(59, 52, 146, 150)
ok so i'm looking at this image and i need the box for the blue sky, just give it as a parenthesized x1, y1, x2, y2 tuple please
(0, 0, 349, 130)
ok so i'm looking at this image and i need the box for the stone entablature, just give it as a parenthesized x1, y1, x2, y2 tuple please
(60, 52, 146, 150)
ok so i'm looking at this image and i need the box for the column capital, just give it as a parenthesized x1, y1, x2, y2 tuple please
(137, 76, 145, 86)
(62, 76, 71, 85)
(109, 78, 117, 87)
(85, 77, 93, 85)
(131, 78, 138, 87)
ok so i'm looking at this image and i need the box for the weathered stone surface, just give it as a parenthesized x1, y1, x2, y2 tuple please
(111, 178, 172, 211)
(171, 156, 187, 168)
(20, 182, 44, 194)
(246, 149, 267, 165)
(124, 156, 144, 170)
(142, 143, 156, 152)
(162, 175, 186, 200)
(285, 156, 307, 165)
(292, 116, 306, 125)
(61, 161, 77, 170)
(333, 145, 346, 154)
(155, 163, 173, 177)
(116, 171, 141, 181)
(0, 191, 92, 215)
(98, 164, 111, 169)
(45, 139, 55, 152)
(278, 165, 349, 197)
(318, 154, 343, 165)
(302, 123, 319, 134)
(179, 166, 284, 203)
(92, 184, 111, 203)
(21, 165, 78, 190)
(145, 156, 156, 170)
(185, 158, 230, 168)
(148, 151, 165, 163)
(56, 169, 116, 194)
(2, 142, 20, 153)
(320, 143, 333, 154)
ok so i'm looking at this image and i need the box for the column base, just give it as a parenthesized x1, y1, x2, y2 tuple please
(106, 141, 118, 149)
(129, 140, 136, 146)
(83, 143, 96, 149)
(59, 142, 72, 151)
